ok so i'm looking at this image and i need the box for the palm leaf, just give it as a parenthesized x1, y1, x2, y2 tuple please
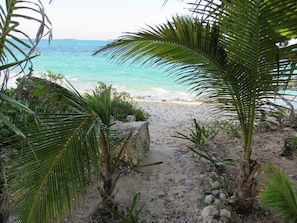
(0, 91, 34, 137)
(94, 16, 227, 100)
(94, 0, 297, 160)
(5, 80, 101, 223)
(84, 86, 112, 126)
(7, 113, 100, 223)
(0, 0, 52, 89)
(258, 165, 297, 222)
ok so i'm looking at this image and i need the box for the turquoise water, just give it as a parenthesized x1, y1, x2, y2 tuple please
(23, 39, 193, 101)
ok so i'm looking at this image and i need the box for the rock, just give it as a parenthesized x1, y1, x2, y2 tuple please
(210, 180, 221, 190)
(219, 192, 227, 200)
(201, 205, 219, 223)
(205, 194, 215, 204)
(212, 189, 220, 196)
(112, 121, 150, 164)
(220, 208, 232, 219)
(126, 115, 136, 122)
(280, 136, 297, 158)
(213, 199, 221, 208)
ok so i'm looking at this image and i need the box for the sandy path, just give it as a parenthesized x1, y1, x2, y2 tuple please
(67, 100, 295, 223)
(66, 100, 225, 222)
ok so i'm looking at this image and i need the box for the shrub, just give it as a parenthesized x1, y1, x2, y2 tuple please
(95, 82, 149, 121)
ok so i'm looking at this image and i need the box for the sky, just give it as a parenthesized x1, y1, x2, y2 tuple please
(34, 0, 190, 40)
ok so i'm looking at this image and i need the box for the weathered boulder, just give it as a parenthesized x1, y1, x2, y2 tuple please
(112, 121, 150, 164)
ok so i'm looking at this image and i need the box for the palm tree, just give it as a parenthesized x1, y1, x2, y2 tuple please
(93, 0, 297, 210)
(5, 77, 135, 222)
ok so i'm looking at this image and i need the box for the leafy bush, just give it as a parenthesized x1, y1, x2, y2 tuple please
(95, 82, 149, 121)
(14, 75, 74, 113)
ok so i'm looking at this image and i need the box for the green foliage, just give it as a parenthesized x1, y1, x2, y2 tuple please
(86, 85, 133, 212)
(92, 0, 297, 212)
(0, 2, 51, 220)
(6, 83, 100, 223)
(94, 82, 149, 121)
(40, 70, 64, 83)
(120, 160, 164, 173)
(174, 119, 235, 171)
(174, 119, 218, 149)
(14, 76, 76, 113)
(105, 192, 149, 223)
(0, 0, 52, 91)
(258, 165, 297, 222)
(256, 120, 273, 132)
(289, 136, 297, 148)
(191, 148, 236, 169)
(94, 0, 297, 162)
(216, 120, 240, 137)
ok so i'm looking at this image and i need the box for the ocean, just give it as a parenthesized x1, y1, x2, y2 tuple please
(20, 39, 194, 101)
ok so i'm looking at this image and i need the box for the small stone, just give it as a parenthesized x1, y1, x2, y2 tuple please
(212, 189, 220, 196)
(126, 115, 136, 122)
(210, 181, 221, 190)
(213, 199, 221, 208)
(220, 208, 232, 219)
(210, 171, 218, 179)
(158, 192, 166, 198)
(197, 197, 205, 209)
(201, 205, 219, 223)
(205, 194, 215, 204)
(219, 192, 227, 200)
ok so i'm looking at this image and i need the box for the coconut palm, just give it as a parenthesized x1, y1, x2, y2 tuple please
(93, 0, 297, 210)
(5, 77, 137, 222)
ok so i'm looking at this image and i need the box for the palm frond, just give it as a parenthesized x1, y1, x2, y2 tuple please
(94, 0, 297, 161)
(189, 0, 297, 159)
(4, 78, 101, 222)
(0, 91, 34, 137)
(0, 0, 52, 90)
(258, 165, 297, 222)
(84, 85, 112, 126)
(7, 113, 100, 223)
(94, 15, 227, 99)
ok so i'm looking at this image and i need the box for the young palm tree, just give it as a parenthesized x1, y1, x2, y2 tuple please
(94, 0, 297, 210)
(5, 77, 133, 222)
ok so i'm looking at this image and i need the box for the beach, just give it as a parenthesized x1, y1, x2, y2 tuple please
(65, 98, 296, 223)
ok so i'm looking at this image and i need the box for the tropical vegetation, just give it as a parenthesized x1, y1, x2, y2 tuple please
(1, 0, 297, 221)
(1, 0, 152, 221)
(0, 0, 52, 221)
(1, 74, 150, 222)
(258, 164, 297, 222)
(94, 0, 297, 211)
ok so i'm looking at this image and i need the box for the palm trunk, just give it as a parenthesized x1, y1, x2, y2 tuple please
(231, 159, 260, 212)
